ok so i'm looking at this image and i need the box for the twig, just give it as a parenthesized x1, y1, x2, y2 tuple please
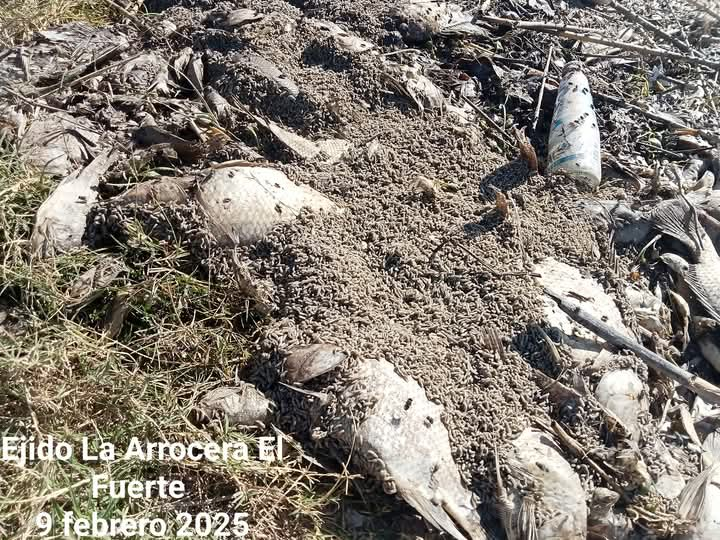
(479, 15, 601, 34)
(607, 0, 699, 54)
(461, 96, 514, 146)
(531, 45, 553, 133)
(685, 0, 720, 22)
(30, 54, 144, 98)
(481, 15, 720, 70)
(544, 288, 720, 405)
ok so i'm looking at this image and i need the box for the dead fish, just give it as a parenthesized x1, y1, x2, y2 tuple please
(392, 0, 489, 43)
(588, 487, 632, 540)
(328, 357, 488, 540)
(284, 344, 347, 384)
(112, 176, 193, 206)
(172, 47, 193, 78)
(647, 197, 720, 323)
(248, 112, 350, 162)
(204, 8, 264, 29)
(625, 283, 671, 337)
(674, 462, 720, 539)
(693, 317, 720, 373)
(595, 369, 648, 441)
(504, 428, 587, 539)
(195, 166, 342, 246)
(534, 257, 632, 364)
(65, 256, 126, 307)
(384, 62, 445, 113)
(19, 112, 100, 176)
(651, 439, 687, 499)
(669, 289, 691, 349)
(702, 430, 720, 465)
(578, 199, 652, 246)
(196, 384, 272, 429)
(31, 150, 117, 258)
(121, 53, 172, 95)
(307, 19, 375, 53)
(186, 54, 204, 94)
(134, 125, 203, 162)
(230, 53, 299, 98)
(0, 22, 124, 93)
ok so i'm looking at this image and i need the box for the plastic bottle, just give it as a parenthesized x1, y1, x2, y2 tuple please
(547, 61, 602, 190)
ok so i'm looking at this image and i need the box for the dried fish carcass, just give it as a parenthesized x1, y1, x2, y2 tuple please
(501, 428, 587, 539)
(197, 384, 272, 429)
(112, 176, 193, 206)
(19, 112, 100, 177)
(674, 463, 720, 540)
(534, 257, 632, 364)
(195, 166, 343, 246)
(308, 20, 375, 53)
(31, 150, 116, 258)
(588, 487, 632, 540)
(228, 52, 299, 98)
(284, 344, 347, 384)
(392, 0, 489, 43)
(385, 62, 445, 113)
(0, 23, 125, 94)
(547, 61, 602, 190)
(327, 357, 487, 540)
(625, 283, 671, 337)
(120, 53, 172, 95)
(595, 369, 648, 441)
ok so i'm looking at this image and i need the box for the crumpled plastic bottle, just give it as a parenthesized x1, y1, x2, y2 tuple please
(547, 61, 602, 190)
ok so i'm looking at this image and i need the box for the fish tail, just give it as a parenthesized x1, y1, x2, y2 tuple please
(647, 197, 706, 259)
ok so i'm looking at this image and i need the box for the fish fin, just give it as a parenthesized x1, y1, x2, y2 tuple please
(678, 462, 720, 522)
(397, 485, 469, 540)
(685, 266, 720, 323)
(647, 198, 705, 259)
(515, 497, 538, 540)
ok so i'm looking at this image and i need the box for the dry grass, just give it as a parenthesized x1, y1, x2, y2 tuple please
(0, 0, 113, 46)
(0, 139, 350, 537)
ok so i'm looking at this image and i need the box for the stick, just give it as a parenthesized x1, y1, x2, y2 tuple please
(31, 54, 144, 98)
(531, 45, 553, 132)
(544, 287, 720, 405)
(685, 0, 720, 22)
(607, 0, 698, 54)
(481, 15, 720, 70)
(461, 96, 514, 146)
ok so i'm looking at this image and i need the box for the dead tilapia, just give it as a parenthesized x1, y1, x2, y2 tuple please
(196, 384, 273, 429)
(588, 487, 632, 540)
(229, 52, 299, 98)
(31, 150, 116, 258)
(500, 428, 587, 539)
(595, 369, 648, 441)
(580, 195, 720, 251)
(648, 197, 720, 323)
(195, 166, 342, 246)
(19, 112, 100, 177)
(392, 0, 489, 43)
(534, 257, 631, 364)
(326, 357, 487, 540)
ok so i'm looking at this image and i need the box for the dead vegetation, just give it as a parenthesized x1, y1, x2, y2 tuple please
(0, 147, 350, 538)
(0, 0, 111, 47)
